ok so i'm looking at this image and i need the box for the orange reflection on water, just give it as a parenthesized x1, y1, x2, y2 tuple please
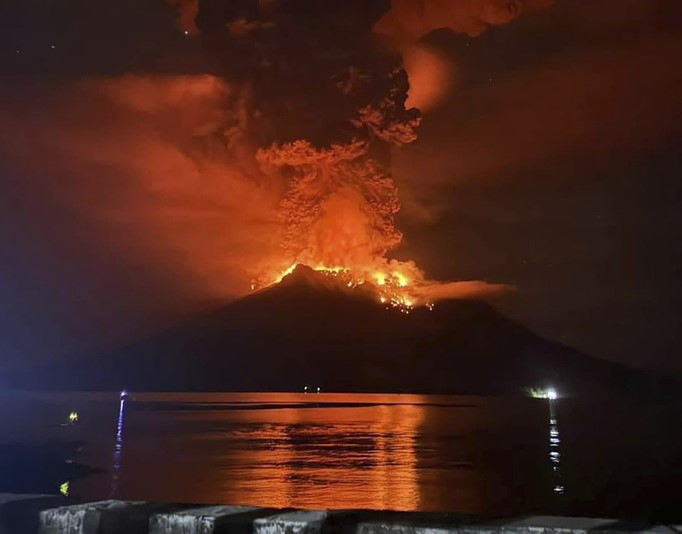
(73, 392, 547, 513)
(206, 394, 425, 510)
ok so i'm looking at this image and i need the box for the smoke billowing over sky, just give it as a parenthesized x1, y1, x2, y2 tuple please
(0, 0, 681, 373)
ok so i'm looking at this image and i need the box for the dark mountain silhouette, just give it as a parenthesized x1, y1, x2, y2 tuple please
(18, 265, 679, 396)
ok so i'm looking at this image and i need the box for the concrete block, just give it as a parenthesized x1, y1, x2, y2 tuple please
(640, 526, 682, 534)
(457, 528, 498, 534)
(356, 522, 459, 534)
(355, 515, 632, 534)
(39, 500, 185, 534)
(496, 516, 617, 534)
(254, 510, 328, 534)
(149, 505, 258, 534)
(354, 512, 480, 534)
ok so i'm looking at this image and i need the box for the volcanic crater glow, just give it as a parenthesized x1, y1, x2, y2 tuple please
(262, 262, 427, 313)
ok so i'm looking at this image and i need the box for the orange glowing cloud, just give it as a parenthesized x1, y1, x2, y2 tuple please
(373, 0, 556, 42)
(375, 0, 554, 116)
(0, 75, 282, 302)
(395, 32, 682, 195)
(415, 280, 515, 302)
(402, 44, 458, 111)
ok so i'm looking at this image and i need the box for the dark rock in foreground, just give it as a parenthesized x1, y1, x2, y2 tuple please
(16, 266, 680, 396)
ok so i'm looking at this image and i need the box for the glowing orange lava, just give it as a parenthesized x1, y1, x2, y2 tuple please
(260, 262, 430, 313)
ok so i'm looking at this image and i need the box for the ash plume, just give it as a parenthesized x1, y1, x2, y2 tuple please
(253, 62, 420, 282)
(0, 75, 282, 300)
(158, 0, 555, 300)
(197, 0, 552, 297)
(257, 140, 403, 271)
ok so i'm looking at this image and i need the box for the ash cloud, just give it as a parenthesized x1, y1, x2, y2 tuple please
(0, 75, 282, 302)
(257, 140, 403, 273)
(2, 0, 544, 309)
(416, 280, 515, 302)
(160, 0, 544, 294)
(168, 0, 554, 40)
(373, 0, 555, 42)
(395, 7, 682, 196)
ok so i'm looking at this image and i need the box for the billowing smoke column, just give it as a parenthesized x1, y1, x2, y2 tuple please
(255, 64, 422, 288)
(164, 0, 546, 303)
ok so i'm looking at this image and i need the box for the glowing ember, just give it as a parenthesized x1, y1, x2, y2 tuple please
(260, 262, 419, 312)
(272, 264, 299, 284)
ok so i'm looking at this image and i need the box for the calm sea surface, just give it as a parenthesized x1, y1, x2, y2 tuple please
(2, 392, 681, 517)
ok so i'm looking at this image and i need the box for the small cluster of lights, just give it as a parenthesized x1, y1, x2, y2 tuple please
(12, 44, 58, 54)
(303, 385, 321, 394)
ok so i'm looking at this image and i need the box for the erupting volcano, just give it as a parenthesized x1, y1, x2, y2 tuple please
(17, 0, 677, 395)
(159, 0, 537, 306)
(248, 61, 431, 310)
(2, 0, 681, 402)
(253, 88, 425, 312)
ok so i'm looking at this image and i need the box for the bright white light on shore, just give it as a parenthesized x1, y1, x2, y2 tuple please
(526, 386, 559, 400)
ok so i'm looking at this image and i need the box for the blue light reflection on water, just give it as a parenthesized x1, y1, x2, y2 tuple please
(108, 393, 127, 498)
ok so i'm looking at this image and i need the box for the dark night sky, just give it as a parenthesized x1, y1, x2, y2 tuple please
(0, 0, 680, 375)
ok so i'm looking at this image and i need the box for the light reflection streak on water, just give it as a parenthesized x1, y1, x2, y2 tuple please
(108, 395, 126, 498)
(209, 396, 424, 510)
(370, 403, 421, 510)
(548, 400, 564, 496)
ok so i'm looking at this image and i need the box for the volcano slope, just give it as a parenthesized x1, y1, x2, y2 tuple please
(22, 265, 679, 396)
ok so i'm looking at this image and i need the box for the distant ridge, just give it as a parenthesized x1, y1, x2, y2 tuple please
(17, 265, 681, 396)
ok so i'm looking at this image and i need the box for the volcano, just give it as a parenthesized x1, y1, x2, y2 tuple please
(21, 266, 677, 396)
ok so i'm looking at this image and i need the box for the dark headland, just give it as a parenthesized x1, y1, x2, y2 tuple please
(14, 265, 680, 396)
